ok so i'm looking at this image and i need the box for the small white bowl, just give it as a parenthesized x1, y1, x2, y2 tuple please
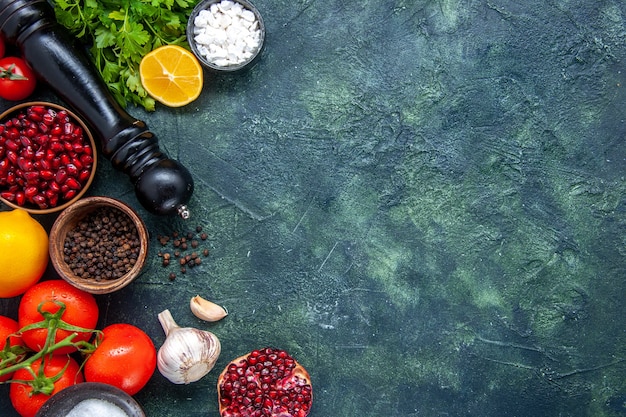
(187, 0, 266, 73)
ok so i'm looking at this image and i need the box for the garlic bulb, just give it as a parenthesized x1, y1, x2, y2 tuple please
(157, 309, 221, 384)
(190, 295, 228, 322)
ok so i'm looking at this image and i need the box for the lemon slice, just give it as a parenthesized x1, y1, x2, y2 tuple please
(139, 45, 204, 107)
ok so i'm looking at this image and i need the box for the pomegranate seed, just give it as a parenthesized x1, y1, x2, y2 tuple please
(6, 150, 17, 165)
(60, 153, 71, 165)
(40, 170, 55, 181)
(29, 105, 46, 116)
(63, 189, 77, 200)
(48, 181, 61, 193)
(6, 127, 19, 140)
(0, 191, 14, 201)
(65, 177, 81, 190)
(42, 113, 55, 125)
(80, 154, 93, 166)
(78, 169, 91, 182)
(55, 169, 68, 184)
(73, 143, 84, 153)
(66, 163, 78, 176)
(49, 141, 64, 153)
(20, 135, 33, 147)
(24, 186, 38, 198)
(34, 134, 49, 146)
(72, 158, 83, 171)
(24, 171, 39, 184)
(50, 125, 62, 136)
(5, 139, 19, 151)
(17, 157, 33, 172)
(32, 195, 48, 209)
(47, 192, 58, 207)
(22, 146, 35, 160)
(15, 191, 25, 206)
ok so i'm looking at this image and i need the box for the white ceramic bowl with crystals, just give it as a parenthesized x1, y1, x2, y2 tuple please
(186, 0, 265, 73)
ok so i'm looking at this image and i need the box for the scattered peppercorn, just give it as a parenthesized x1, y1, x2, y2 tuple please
(63, 206, 140, 281)
(154, 225, 211, 281)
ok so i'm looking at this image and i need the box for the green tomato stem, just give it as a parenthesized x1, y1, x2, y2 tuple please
(0, 301, 100, 381)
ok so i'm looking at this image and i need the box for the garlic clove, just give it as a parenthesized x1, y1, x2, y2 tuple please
(157, 309, 221, 384)
(190, 295, 228, 322)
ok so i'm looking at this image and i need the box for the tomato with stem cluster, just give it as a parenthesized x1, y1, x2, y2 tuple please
(18, 280, 99, 355)
(0, 315, 25, 382)
(84, 323, 157, 395)
(9, 355, 84, 417)
(0, 56, 36, 100)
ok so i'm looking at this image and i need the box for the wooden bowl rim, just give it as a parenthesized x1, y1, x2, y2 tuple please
(49, 196, 148, 294)
(0, 101, 98, 214)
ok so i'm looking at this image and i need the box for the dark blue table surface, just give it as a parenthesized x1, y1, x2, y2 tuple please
(2, 0, 626, 416)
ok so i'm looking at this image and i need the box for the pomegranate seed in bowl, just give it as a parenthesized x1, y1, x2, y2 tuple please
(0, 102, 97, 214)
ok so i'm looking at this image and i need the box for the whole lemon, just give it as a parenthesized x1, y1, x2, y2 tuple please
(0, 209, 49, 298)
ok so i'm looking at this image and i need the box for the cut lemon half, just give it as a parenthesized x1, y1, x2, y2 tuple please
(140, 45, 204, 107)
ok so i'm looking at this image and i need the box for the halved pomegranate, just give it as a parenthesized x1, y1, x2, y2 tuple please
(217, 347, 313, 417)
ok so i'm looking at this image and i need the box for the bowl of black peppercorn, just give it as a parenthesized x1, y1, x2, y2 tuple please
(49, 196, 149, 294)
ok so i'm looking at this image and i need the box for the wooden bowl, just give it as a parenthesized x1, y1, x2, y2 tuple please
(0, 101, 98, 214)
(49, 196, 149, 294)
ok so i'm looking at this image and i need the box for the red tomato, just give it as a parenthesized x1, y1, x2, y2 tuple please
(0, 56, 36, 101)
(18, 280, 98, 355)
(0, 315, 24, 382)
(84, 323, 157, 395)
(10, 355, 84, 417)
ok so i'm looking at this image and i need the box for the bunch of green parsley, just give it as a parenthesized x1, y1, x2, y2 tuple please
(53, 0, 195, 111)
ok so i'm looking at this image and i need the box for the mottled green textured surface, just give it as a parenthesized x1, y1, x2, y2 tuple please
(2, 0, 626, 416)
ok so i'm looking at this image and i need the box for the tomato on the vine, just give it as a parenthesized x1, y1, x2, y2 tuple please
(0, 56, 36, 101)
(9, 355, 84, 417)
(0, 315, 24, 383)
(84, 323, 157, 395)
(18, 280, 99, 355)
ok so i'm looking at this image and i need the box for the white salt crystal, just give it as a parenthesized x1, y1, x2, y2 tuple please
(241, 9, 255, 22)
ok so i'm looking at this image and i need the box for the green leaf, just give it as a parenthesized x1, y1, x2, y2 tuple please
(94, 27, 116, 48)
(108, 10, 127, 21)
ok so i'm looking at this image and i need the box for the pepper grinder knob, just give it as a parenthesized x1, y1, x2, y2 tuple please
(0, 0, 194, 217)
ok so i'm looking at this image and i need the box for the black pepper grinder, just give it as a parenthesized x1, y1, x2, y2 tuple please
(0, 0, 194, 218)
